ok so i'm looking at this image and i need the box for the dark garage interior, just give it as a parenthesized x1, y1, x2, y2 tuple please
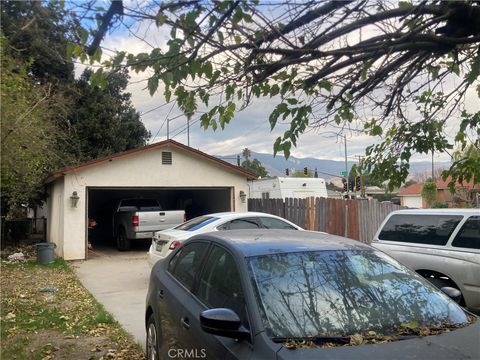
(87, 187, 232, 250)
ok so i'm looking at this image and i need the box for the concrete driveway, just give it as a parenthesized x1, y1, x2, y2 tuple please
(72, 242, 151, 351)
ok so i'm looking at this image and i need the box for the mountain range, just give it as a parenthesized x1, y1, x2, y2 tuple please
(217, 151, 450, 181)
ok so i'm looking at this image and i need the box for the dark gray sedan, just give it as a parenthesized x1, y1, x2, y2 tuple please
(145, 230, 479, 360)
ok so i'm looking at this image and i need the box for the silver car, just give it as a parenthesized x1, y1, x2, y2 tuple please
(148, 212, 302, 267)
(372, 209, 480, 312)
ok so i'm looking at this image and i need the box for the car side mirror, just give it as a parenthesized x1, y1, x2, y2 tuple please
(441, 287, 462, 304)
(200, 308, 250, 340)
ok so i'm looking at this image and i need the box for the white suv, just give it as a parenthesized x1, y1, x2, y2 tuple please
(372, 209, 479, 312)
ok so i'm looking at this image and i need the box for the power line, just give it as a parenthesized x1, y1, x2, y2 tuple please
(150, 101, 176, 143)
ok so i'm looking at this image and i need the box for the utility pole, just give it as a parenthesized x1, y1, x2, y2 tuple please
(343, 135, 349, 199)
(167, 118, 169, 139)
(356, 155, 366, 198)
(431, 149, 434, 180)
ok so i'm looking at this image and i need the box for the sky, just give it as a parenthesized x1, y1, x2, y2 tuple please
(86, 3, 479, 164)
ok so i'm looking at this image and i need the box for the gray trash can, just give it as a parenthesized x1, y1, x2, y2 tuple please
(36, 242, 56, 264)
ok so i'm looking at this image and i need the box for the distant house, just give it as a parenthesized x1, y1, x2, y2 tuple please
(398, 177, 478, 208)
(398, 183, 424, 208)
(364, 186, 389, 200)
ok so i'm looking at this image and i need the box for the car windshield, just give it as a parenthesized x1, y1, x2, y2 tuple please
(174, 216, 218, 231)
(248, 250, 468, 339)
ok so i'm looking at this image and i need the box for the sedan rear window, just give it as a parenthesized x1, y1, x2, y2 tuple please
(378, 214, 462, 245)
(174, 216, 218, 231)
(248, 250, 468, 339)
(259, 217, 297, 230)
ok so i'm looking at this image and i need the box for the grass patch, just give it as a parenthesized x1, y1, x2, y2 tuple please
(1, 246, 144, 359)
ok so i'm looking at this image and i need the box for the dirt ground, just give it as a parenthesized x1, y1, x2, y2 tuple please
(1, 244, 145, 360)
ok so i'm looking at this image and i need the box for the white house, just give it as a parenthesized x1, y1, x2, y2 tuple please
(248, 177, 328, 200)
(44, 140, 256, 260)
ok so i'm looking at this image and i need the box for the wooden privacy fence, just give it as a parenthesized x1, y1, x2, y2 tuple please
(248, 197, 404, 243)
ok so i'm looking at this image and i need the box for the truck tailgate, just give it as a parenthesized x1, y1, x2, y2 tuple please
(136, 210, 185, 232)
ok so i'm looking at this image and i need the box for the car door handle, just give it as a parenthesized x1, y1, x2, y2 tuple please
(159, 212, 165, 216)
(157, 289, 164, 300)
(181, 317, 190, 329)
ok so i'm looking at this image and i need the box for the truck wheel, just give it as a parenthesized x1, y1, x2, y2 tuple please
(116, 227, 131, 251)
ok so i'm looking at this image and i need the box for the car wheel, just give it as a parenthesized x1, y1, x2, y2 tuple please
(146, 315, 160, 360)
(116, 227, 131, 251)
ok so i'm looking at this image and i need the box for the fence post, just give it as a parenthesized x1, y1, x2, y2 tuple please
(344, 203, 349, 237)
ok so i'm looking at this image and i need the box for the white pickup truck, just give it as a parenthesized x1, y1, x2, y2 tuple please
(113, 198, 185, 251)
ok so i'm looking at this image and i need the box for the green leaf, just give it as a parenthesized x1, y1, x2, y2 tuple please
(66, 43, 75, 60)
(203, 62, 213, 78)
(209, 70, 221, 85)
(466, 55, 480, 84)
(90, 68, 106, 89)
(217, 31, 224, 43)
(243, 13, 253, 23)
(398, 1, 413, 9)
(148, 77, 159, 96)
(270, 84, 280, 97)
(78, 27, 89, 44)
(190, 60, 201, 77)
(286, 98, 298, 105)
(371, 125, 383, 136)
(112, 51, 126, 66)
(234, 35, 242, 44)
(200, 113, 210, 129)
(164, 87, 172, 102)
(210, 118, 217, 131)
(89, 47, 102, 64)
(156, 13, 167, 26)
(318, 79, 332, 92)
(225, 84, 235, 100)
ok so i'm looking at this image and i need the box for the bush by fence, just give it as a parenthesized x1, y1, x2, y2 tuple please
(1, 217, 47, 248)
(248, 197, 404, 243)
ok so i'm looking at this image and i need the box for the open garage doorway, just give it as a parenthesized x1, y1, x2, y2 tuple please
(86, 187, 232, 253)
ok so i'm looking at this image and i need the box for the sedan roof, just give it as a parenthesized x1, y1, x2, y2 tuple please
(189, 229, 371, 257)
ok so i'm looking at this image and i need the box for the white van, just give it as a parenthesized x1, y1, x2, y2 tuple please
(372, 209, 479, 312)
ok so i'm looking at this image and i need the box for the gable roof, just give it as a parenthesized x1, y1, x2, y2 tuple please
(398, 177, 478, 196)
(45, 139, 257, 184)
(435, 176, 477, 191)
(398, 183, 423, 196)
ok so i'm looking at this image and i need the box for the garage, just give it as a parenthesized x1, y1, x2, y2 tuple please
(44, 139, 256, 260)
(87, 186, 232, 249)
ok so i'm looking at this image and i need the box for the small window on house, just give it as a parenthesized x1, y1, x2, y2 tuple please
(162, 151, 172, 165)
(262, 192, 270, 200)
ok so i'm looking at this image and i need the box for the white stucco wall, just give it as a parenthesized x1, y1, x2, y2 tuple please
(47, 178, 65, 258)
(50, 145, 250, 260)
(402, 195, 423, 208)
